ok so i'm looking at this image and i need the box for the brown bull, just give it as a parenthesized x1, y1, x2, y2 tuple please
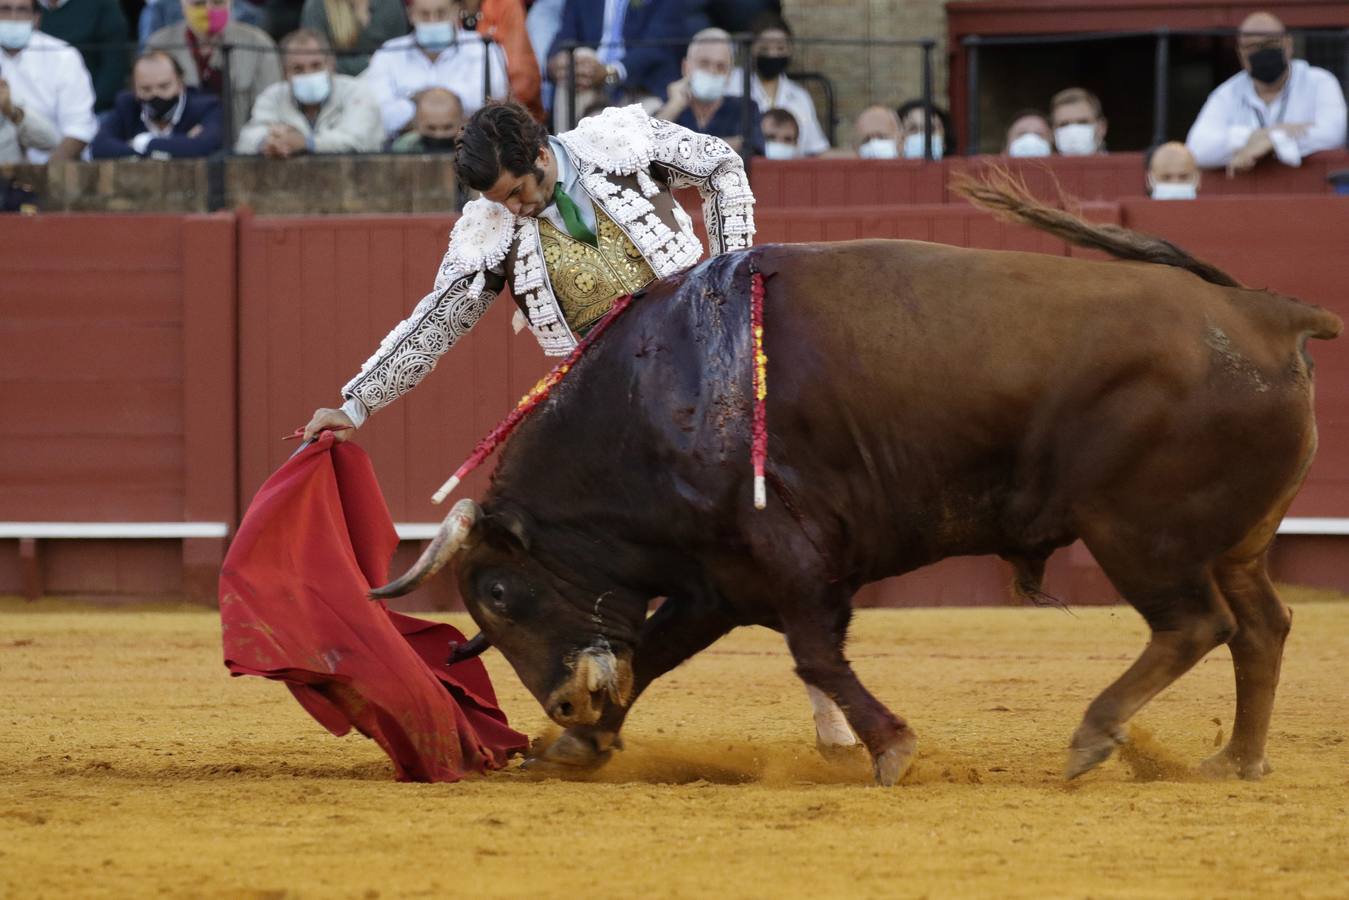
(375, 178, 1341, 785)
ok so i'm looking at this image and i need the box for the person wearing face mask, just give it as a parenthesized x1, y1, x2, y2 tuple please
(896, 98, 953, 161)
(760, 106, 798, 160)
(148, 0, 283, 144)
(236, 28, 383, 155)
(656, 27, 763, 155)
(1185, 11, 1346, 175)
(362, 0, 509, 139)
(1145, 141, 1202, 201)
(1050, 87, 1107, 157)
(1002, 109, 1053, 158)
(849, 104, 902, 160)
(0, 0, 95, 162)
(391, 86, 463, 151)
(723, 14, 828, 156)
(91, 51, 223, 159)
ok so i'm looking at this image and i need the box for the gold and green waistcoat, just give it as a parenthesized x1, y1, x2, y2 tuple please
(537, 204, 657, 335)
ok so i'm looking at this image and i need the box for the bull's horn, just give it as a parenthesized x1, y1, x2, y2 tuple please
(446, 633, 491, 666)
(369, 498, 480, 599)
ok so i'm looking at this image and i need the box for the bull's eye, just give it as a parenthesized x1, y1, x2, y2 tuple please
(489, 582, 506, 603)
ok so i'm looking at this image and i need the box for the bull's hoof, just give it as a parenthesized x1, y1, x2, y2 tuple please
(1065, 725, 1127, 780)
(871, 728, 918, 787)
(816, 739, 866, 764)
(1199, 747, 1272, 781)
(527, 728, 620, 771)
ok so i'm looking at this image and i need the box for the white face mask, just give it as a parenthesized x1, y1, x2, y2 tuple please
(415, 20, 455, 52)
(0, 20, 34, 50)
(857, 137, 899, 160)
(764, 140, 798, 160)
(1150, 181, 1198, 201)
(291, 70, 331, 106)
(1054, 123, 1099, 156)
(902, 131, 942, 161)
(689, 68, 728, 103)
(1007, 132, 1052, 158)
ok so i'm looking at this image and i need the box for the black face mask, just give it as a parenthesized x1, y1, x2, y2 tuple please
(1247, 46, 1288, 85)
(421, 135, 458, 152)
(142, 94, 180, 121)
(754, 55, 790, 80)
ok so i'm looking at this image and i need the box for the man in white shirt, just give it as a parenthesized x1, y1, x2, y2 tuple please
(236, 29, 383, 156)
(1186, 11, 1347, 174)
(0, 0, 95, 162)
(361, 0, 508, 139)
(725, 16, 829, 156)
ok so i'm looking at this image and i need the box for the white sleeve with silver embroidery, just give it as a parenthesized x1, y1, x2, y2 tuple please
(340, 265, 497, 417)
(649, 118, 756, 256)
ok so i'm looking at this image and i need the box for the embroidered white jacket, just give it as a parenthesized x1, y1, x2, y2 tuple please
(340, 105, 756, 424)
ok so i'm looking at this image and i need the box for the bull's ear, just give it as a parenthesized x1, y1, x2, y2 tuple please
(484, 506, 532, 552)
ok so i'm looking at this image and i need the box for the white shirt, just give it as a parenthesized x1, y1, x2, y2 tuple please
(726, 69, 830, 156)
(1185, 59, 1347, 168)
(361, 31, 509, 137)
(0, 31, 97, 162)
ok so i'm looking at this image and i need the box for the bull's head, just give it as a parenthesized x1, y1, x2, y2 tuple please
(371, 500, 638, 730)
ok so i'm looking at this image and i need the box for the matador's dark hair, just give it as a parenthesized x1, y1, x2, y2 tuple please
(454, 101, 549, 193)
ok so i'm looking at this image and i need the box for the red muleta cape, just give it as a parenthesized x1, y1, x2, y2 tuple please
(219, 433, 527, 782)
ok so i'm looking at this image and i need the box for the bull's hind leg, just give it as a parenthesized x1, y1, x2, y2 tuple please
(780, 605, 916, 786)
(1066, 564, 1236, 779)
(1203, 552, 1290, 780)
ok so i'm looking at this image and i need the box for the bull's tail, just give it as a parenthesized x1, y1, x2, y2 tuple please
(951, 169, 1243, 289)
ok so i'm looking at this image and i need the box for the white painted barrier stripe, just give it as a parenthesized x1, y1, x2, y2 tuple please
(396, 518, 1349, 540)
(0, 518, 1345, 542)
(0, 522, 229, 539)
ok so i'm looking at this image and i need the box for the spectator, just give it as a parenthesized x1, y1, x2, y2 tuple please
(236, 27, 382, 155)
(850, 104, 901, 159)
(655, 28, 761, 154)
(725, 14, 827, 156)
(35, 0, 127, 113)
(545, 0, 686, 125)
(140, 0, 265, 43)
(1050, 86, 1106, 156)
(362, 0, 508, 138)
(1185, 11, 1347, 174)
(1146, 140, 1201, 200)
(299, 0, 407, 76)
(896, 98, 953, 160)
(760, 106, 796, 159)
(148, 0, 283, 143)
(259, 0, 304, 39)
(1003, 108, 1052, 157)
(91, 50, 223, 158)
(390, 84, 460, 150)
(524, 0, 561, 74)
(686, 0, 780, 36)
(465, 0, 543, 122)
(0, 0, 96, 161)
(0, 72, 58, 162)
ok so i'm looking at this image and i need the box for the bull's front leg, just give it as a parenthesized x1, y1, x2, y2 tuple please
(535, 594, 739, 769)
(780, 605, 918, 787)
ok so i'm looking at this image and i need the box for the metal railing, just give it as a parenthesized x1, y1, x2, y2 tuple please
(961, 27, 1349, 152)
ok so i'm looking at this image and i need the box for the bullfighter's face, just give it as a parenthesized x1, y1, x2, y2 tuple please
(455, 514, 636, 731)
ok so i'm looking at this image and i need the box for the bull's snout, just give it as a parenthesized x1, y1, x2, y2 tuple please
(544, 648, 634, 727)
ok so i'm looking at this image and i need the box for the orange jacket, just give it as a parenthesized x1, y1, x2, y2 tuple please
(476, 0, 544, 121)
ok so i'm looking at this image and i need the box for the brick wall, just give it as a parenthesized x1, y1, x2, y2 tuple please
(781, 0, 954, 150)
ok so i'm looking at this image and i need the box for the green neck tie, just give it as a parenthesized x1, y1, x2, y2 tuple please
(552, 182, 597, 246)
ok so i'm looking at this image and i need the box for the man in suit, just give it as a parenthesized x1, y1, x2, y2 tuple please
(544, 0, 686, 126)
(91, 50, 224, 158)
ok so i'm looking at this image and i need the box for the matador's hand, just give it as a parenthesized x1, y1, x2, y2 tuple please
(303, 407, 355, 442)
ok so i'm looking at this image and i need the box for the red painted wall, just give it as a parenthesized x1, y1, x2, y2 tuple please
(3, 163, 1347, 604)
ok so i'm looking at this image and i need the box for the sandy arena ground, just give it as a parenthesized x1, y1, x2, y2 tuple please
(2, 591, 1347, 899)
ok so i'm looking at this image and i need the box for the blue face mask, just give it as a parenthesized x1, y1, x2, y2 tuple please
(290, 70, 331, 106)
(0, 20, 34, 51)
(415, 20, 455, 52)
